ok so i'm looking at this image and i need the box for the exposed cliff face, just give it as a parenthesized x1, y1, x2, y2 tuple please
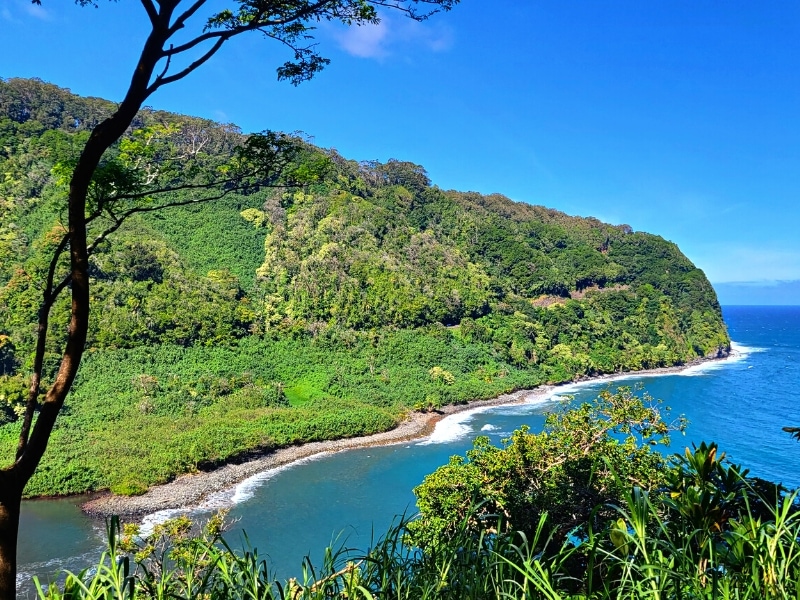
(707, 346, 732, 360)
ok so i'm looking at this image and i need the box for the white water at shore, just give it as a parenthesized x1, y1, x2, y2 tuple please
(417, 389, 560, 446)
(16, 547, 105, 593)
(677, 341, 764, 376)
(415, 406, 495, 446)
(228, 453, 330, 504)
(138, 453, 333, 535)
(415, 342, 751, 447)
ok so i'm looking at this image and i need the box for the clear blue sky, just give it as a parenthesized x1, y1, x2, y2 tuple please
(1, 0, 799, 300)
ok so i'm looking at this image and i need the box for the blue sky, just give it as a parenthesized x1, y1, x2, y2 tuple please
(1, 0, 798, 302)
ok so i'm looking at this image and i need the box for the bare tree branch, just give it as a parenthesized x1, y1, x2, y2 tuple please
(369, 0, 457, 20)
(169, 0, 210, 35)
(162, 0, 336, 58)
(43, 233, 70, 302)
(14, 232, 70, 460)
(161, 22, 261, 58)
(155, 45, 174, 84)
(149, 35, 230, 93)
(103, 177, 261, 203)
(140, 0, 159, 26)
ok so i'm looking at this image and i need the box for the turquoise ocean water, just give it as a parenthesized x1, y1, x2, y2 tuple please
(16, 305, 800, 592)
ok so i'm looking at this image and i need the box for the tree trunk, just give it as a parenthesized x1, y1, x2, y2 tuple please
(0, 27, 167, 599)
(0, 475, 21, 600)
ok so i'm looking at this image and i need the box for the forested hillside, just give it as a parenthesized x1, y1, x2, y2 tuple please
(0, 78, 729, 496)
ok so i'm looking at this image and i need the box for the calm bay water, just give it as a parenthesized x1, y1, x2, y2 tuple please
(17, 305, 800, 592)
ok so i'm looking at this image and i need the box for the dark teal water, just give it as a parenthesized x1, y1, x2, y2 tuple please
(17, 306, 800, 592)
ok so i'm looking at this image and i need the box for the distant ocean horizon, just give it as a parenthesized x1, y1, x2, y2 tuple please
(713, 281, 800, 305)
(17, 304, 800, 593)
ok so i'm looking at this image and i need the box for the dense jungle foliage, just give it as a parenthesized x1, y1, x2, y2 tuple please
(0, 78, 729, 497)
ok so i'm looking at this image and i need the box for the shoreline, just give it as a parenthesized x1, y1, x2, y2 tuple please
(81, 351, 731, 518)
(80, 387, 549, 518)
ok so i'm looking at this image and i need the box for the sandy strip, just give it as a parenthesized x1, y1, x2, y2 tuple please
(82, 352, 729, 518)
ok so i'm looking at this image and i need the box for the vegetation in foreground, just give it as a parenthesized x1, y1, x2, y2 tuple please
(34, 389, 800, 599)
(1, 79, 729, 498)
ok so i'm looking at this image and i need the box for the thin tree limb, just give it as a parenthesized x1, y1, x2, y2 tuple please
(140, 0, 159, 26)
(43, 232, 70, 302)
(155, 46, 174, 83)
(162, 0, 335, 58)
(15, 231, 71, 459)
(149, 35, 230, 93)
(169, 0, 209, 35)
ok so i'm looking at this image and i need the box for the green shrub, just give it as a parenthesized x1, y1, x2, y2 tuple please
(110, 478, 148, 497)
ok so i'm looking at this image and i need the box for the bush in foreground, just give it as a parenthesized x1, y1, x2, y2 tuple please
(35, 392, 800, 599)
(34, 470, 800, 600)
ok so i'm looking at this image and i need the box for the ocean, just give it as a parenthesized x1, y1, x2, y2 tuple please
(16, 305, 800, 591)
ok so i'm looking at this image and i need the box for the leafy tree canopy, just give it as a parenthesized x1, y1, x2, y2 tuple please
(410, 386, 686, 547)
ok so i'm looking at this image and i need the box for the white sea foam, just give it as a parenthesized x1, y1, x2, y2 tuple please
(415, 342, 754, 446)
(136, 453, 332, 536)
(416, 408, 493, 445)
(229, 453, 329, 504)
(417, 389, 565, 445)
(676, 341, 765, 376)
(480, 424, 498, 431)
(139, 507, 191, 538)
(16, 546, 105, 592)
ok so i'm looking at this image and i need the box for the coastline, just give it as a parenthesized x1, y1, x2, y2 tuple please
(81, 351, 731, 518)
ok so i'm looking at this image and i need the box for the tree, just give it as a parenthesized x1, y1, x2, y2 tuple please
(0, 1, 459, 597)
(410, 387, 686, 549)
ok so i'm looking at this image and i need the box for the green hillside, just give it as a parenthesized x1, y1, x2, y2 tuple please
(0, 78, 729, 496)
